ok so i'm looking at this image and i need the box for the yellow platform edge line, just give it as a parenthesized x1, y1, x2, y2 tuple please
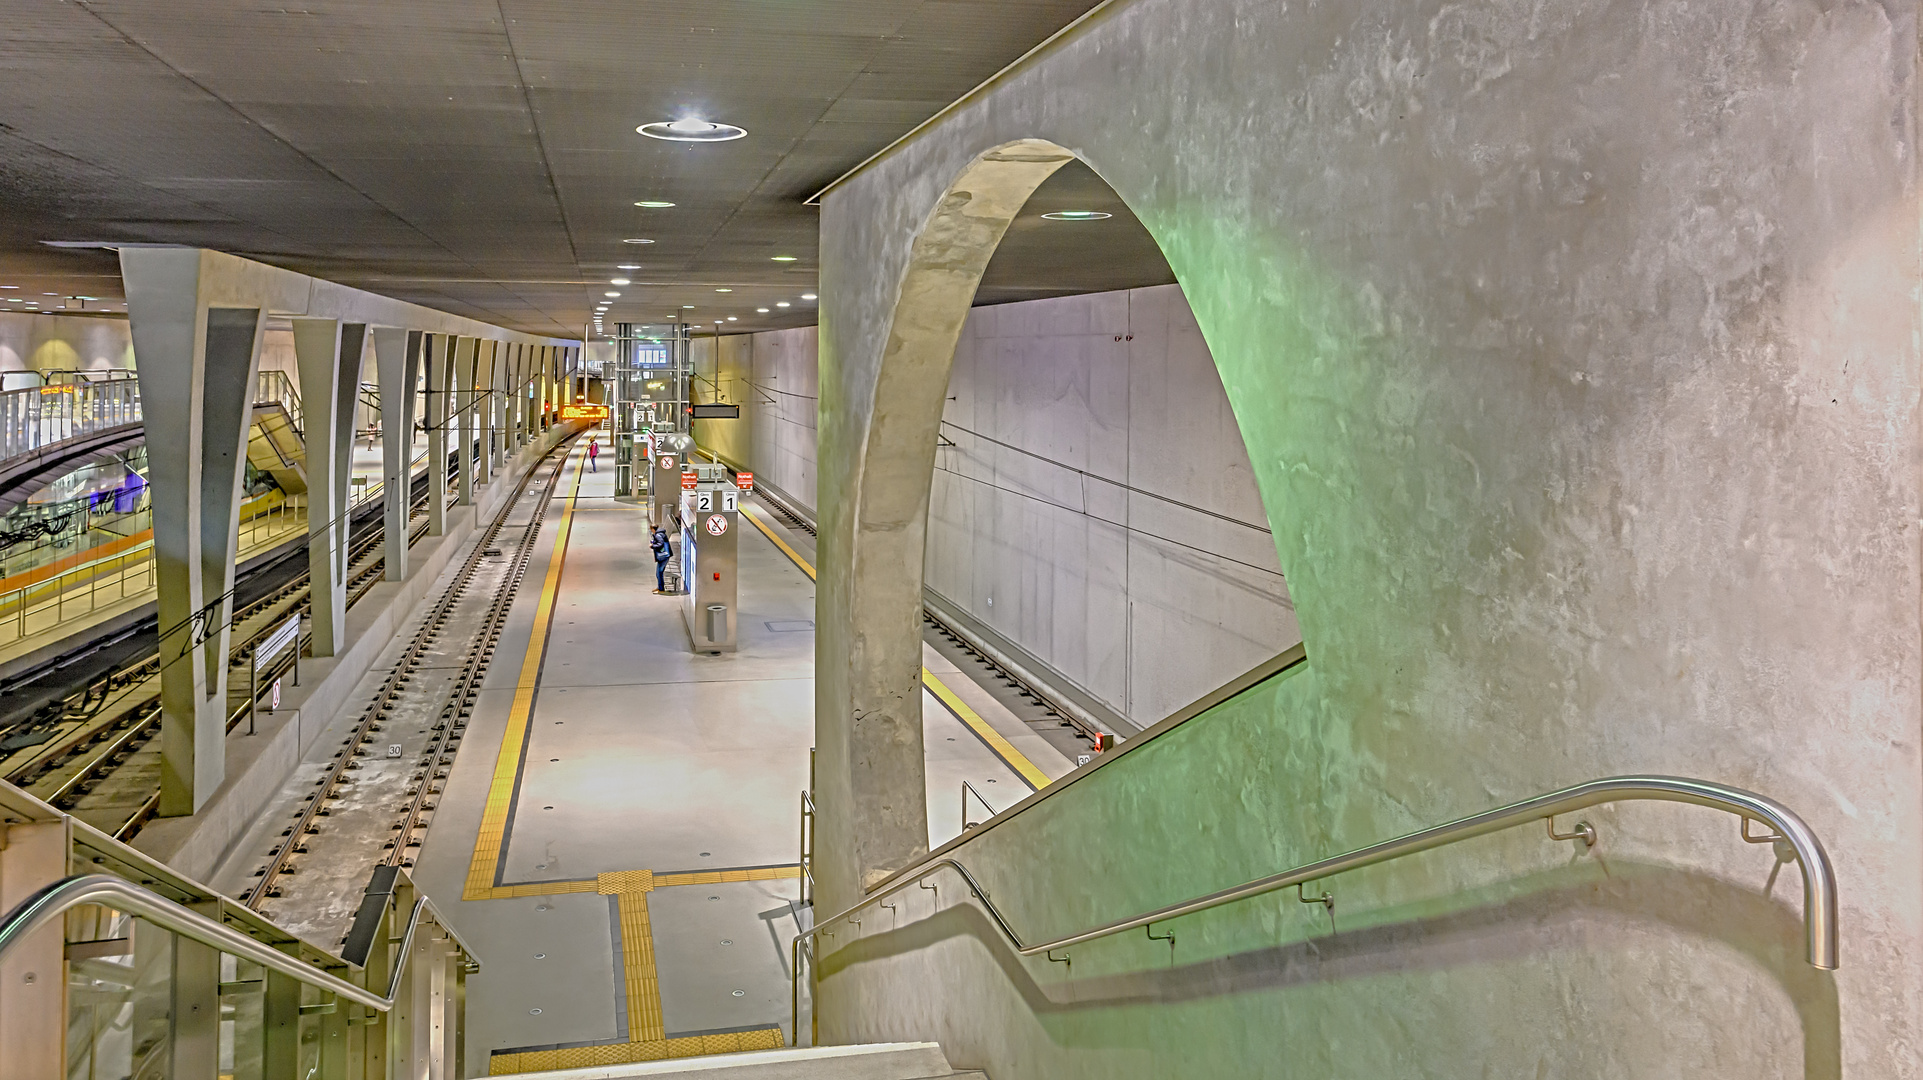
(742, 496, 1049, 792)
(463, 447, 588, 901)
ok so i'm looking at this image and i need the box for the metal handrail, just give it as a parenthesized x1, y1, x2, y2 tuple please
(0, 874, 391, 1010)
(797, 775, 1839, 976)
(961, 779, 998, 831)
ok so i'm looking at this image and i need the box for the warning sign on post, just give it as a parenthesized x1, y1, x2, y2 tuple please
(705, 514, 729, 535)
(736, 472, 754, 492)
(681, 472, 698, 490)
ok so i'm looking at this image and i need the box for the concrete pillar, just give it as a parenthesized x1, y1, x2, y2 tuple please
(373, 328, 422, 581)
(453, 336, 476, 505)
(122, 247, 267, 815)
(423, 333, 450, 537)
(292, 319, 365, 658)
(476, 339, 496, 485)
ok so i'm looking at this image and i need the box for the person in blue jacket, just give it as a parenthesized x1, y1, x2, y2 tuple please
(651, 525, 672, 593)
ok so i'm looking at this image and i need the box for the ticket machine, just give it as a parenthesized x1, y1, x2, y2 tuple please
(679, 468, 738, 653)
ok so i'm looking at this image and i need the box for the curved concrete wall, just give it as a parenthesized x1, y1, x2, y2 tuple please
(0, 312, 134, 378)
(812, 0, 1919, 1075)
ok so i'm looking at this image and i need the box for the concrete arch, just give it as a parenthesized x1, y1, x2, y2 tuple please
(813, 1, 1913, 1073)
(826, 138, 1091, 892)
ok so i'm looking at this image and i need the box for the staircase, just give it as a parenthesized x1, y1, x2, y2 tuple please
(493, 1043, 984, 1080)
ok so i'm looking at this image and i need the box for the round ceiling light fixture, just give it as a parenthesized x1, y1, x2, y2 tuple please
(727, 316, 737, 322)
(756, 307, 770, 314)
(605, 291, 621, 298)
(801, 293, 817, 300)
(1041, 210, 1112, 221)
(609, 278, 630, 286)
(633, 200, 677, 208)
(637, 119, 747, 143)
(776, 301, 790, 308)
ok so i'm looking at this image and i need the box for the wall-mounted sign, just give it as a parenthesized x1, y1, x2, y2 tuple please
(735, 472, 754, 492)
(690, 403, 740, 419)
(705, 514, 729, 536)
(681, 472, 698, 490)
(561, 403, 609, 422)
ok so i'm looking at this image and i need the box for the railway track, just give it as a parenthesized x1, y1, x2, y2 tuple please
(0, 485, 435, 840)
(240, 439, 574, 937)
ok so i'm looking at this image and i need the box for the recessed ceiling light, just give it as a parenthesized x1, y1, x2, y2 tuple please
(617, 263, 641, 270)
(727, 316, 737, 321)
(801, 293, 817, 300)
(634, 200, 676, 208)
(623, 238, 655, 245)
(1041, 210, 1112, 221)
(756, 308, 769, 313)
(76, 296, 96, 300)
(42, 292, 57, 296)
(714, 288, 732, 293)
(770, 256, 797, 262)
(637, 119, 747, 143)
(0, 286, 16, 290)
(4, 298, 22, 303)
(605, 291, 621, 298)
(776, 301, 790, 308)
(682, 305, 694, 309)
(610, 278, 630, 286)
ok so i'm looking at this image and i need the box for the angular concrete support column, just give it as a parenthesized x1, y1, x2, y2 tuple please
(423, 333, 450, 537)
(292, 318, 365, 658)
(122, 247, 267, 815)
(373, 327, 422, 581)
(454, 336, 477, 506)
(476, 339, 496, 485)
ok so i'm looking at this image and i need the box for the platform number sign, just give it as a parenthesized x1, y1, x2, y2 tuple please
(705, 514, 729, 536)
(697, 490, 714, 512)
(721, 488, 738, 512)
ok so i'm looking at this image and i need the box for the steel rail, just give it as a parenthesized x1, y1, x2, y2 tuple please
(799, 775, 1838, 971)
(0, 874, 392, 1011)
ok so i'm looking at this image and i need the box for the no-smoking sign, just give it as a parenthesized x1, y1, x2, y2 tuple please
(705, 514, 729, 535)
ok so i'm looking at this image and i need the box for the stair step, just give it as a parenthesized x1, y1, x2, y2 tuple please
(492, 1042, 972, 1080)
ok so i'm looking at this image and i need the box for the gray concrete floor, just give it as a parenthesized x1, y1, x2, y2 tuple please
(240, 435, 1077, 1065)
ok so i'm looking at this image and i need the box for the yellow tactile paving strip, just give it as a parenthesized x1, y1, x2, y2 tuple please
(465, 455, 801, 1069)
(464, 452, 587, 901)
(613, 887, 665, 1041)
(741, 502, 1051, 792)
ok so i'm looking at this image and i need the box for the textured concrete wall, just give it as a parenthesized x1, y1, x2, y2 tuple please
(0, 312, 133, 376)
(702, 326, 820, 514)
(930, 284, 1296, 726)
(813, 0, 1920, 1076)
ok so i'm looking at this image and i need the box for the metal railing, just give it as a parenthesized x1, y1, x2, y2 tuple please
(0, 779, 477, 1077)
(791, 774, 1838, 1045)
(0, 374, 141, 463)
(255, 368, 302, 432)
(0, 493, 305, 650)
(960, 779, 998, 831)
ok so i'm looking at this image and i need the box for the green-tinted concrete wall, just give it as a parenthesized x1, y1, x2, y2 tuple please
(813, 0, 1918, 1074)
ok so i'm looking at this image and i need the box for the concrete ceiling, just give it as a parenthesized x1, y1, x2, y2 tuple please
(0, 0, 1175, 337)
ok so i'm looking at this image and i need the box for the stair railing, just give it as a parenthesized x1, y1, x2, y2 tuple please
(0, 779, 477, 1077)
(791, 774, 1837, 1046)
